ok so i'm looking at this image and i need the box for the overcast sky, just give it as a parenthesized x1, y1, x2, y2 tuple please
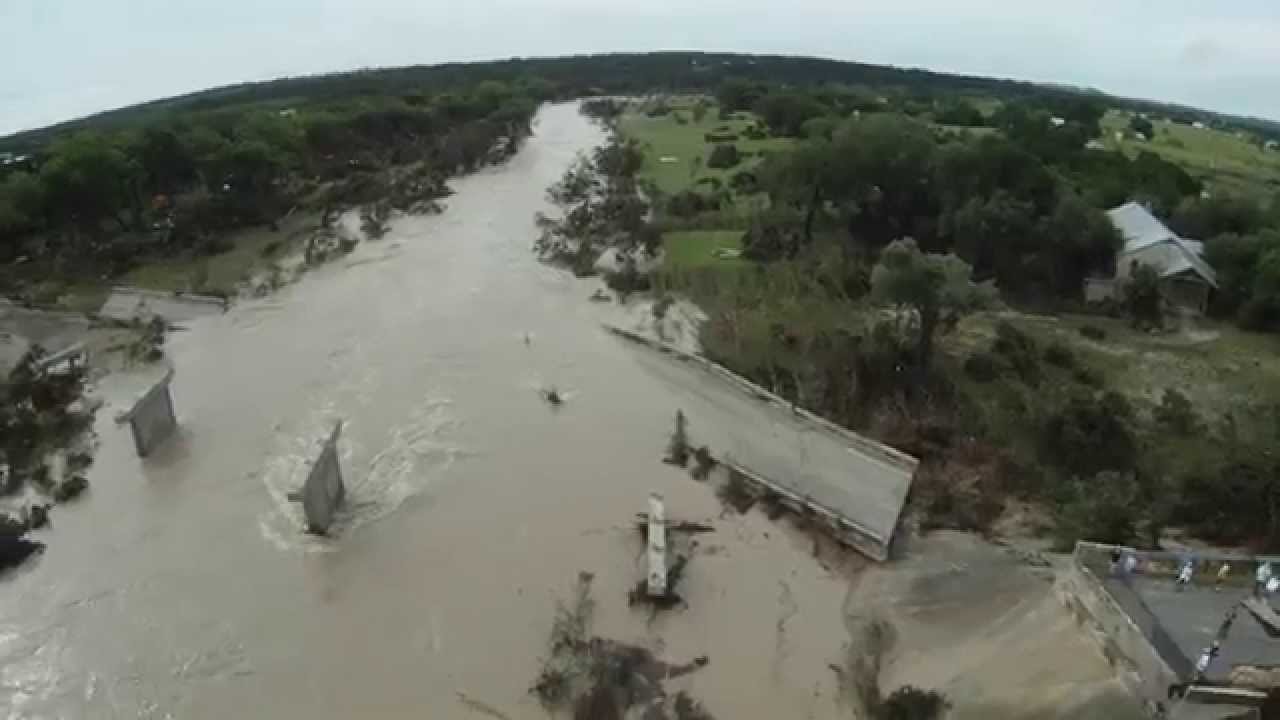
(2, 0, 1279, 136)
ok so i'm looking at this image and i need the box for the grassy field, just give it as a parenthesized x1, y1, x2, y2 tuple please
(619, 97, 790, 273)
(948, 310, 1280, 426)
(662, 230, 744, 270)
(618, 97, 794, 197)
(1101, 110, 1280, 197)
(121, 213, 318, 295)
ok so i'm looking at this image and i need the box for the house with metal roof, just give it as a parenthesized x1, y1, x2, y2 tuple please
(1086, 202, 1218, 313)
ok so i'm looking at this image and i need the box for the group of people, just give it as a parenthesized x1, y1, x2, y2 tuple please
(1111, 549, 1280, 596)
(1106, 548, 1280, 683)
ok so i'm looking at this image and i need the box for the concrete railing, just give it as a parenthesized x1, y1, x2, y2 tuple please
(1060, 544, 1185, 710)
(602, 325, 919, 476)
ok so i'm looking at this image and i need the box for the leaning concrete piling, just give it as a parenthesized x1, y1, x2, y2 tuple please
(301, 421, 346, 535)
(119, 368, 177, 457)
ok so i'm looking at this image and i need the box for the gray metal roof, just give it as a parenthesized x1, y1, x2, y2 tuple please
(1108, 203, 1218, 287)
(1108, 202, 1179, 253)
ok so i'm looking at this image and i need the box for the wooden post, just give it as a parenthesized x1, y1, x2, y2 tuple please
(647, 493, 667, 598)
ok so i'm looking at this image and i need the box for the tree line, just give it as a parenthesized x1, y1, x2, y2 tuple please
(643, 82, 1280, 550)
(0, 79, 546, 293)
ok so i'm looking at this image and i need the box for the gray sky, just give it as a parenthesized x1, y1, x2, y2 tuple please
(3, 0, 1279, 136)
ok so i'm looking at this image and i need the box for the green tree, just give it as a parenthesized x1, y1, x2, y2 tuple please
(1033, 192, 1122, 297)
(799, 115, 839, 140)
(1170, 194, 1264, 240)
(753, 91, 826, 137)
(706, 143, 740, 170)
(39, 132, 142, 233)
(716, 78, 765, 113)
(1243, 245, 1280, 330)
(1124, 264, 1163, 329)
(691, 99, 710, 124)
(870, 239, 995, 369)
(0, 172, 45, 243)
(1040, 391, 1137, 477)
(1204, 231, 1278, 318)
(1055, 471, 1141, 547)
(1129, 115, 1155, 138)
(830, 115, 941, 249)
(935, 101, 985, 127)
(946, 190, 1036, 284)
(128, 125, 197, 193)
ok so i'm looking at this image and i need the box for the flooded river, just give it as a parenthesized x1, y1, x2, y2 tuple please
(0, 104, 861, 719)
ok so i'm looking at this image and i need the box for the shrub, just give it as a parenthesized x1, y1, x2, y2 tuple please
(993, 322, 1040, 384)
(1040, 391, 1137, 477)
(729, 170, 758, 194)
(1124, 264, 1164, 329)
(1154, 388, 1199, 434)
(1043, 342, 1076, 369)
(1072, 365, 1103, 387)
(1053, 471, 1141, 549)
(1079, 324, 1107, 341)
(664, 411, 690, 466)
(666, 190, 719, 218)
(603, 258, 651, 301)
(880, 686, 951, 720)
(706, 143, 741, 169)
(694, 176, 724, 191)
(963, 352, 1001, 383)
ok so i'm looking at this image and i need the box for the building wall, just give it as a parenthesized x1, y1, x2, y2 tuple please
(1085, 278, 1119, 303)
(1160, 275, 1210, 315)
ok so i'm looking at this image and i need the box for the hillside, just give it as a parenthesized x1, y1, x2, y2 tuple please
(4, 51, 1275, 153)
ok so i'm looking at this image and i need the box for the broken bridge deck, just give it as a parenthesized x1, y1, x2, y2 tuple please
(606, 326, 917, 561)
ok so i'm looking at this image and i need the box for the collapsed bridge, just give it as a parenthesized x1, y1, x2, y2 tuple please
(606, 326, 918, 561)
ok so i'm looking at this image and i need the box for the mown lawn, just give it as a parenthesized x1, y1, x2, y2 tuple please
(1101, 110, 1280, 197)
(662, 230, 744, 270)
(618, 97, 793, 197)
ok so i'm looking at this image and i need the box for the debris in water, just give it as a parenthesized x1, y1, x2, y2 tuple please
(542, 387, 564, 407)
(716, 467, 758, 514)
(663, 410, 690, 467)
(633, 515, 715, 536)
(0, 515, 43, 572)
(690, 445, 716, 481)
(455, 691, 512, 720)
(52, 475, 88, 503)
(589, 289, 612, 303)
(26, 504, 49, 529)
(672, 691, 715, 720)
(533, 572, 714, 718)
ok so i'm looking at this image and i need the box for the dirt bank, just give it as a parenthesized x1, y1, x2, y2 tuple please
(842, 531, 1146, 720)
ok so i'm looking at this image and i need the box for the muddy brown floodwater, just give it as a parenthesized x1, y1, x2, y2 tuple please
(0, 104, 862, 719)
(0, 103, 1141, 720)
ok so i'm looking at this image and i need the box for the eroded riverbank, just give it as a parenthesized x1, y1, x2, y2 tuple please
(0, 103, 1136, 719)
